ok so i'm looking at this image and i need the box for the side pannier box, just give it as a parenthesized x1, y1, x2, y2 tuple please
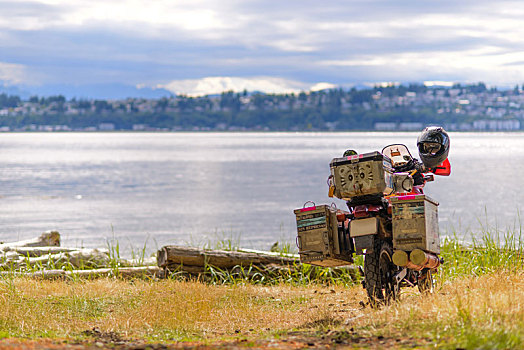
(390, 195, 440, 254)
(294, 204, 352, 267)
(330, 151, 393, 200)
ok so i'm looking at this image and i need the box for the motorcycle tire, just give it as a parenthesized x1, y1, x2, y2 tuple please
(364, 238, 398, 305)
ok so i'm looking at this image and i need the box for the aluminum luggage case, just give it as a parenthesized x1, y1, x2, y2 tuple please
(294, 204, 352, 267)
(330, 151, 393, 200)
(390, 194, 440, 254)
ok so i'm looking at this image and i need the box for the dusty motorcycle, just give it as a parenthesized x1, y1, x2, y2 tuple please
(294, 127, 450, 304)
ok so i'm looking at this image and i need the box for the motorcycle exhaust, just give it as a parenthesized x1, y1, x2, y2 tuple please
(392, 249, 441, 270)
(410, 249, 441, 269)
(392, 250, 424, 270)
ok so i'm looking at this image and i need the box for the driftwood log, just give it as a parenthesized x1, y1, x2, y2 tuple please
(0, 231, 60, 251)
(119, 256, 157, 267)
(157, 245, 358, 280)
(0, 231, 158, 276)
(3, 246, 80, 257)
(1, 233, 357, 281)
(1, 248, 111, 269)
(1, 249, 157, 268)
(0, 266, 161, 279)
(157, 245, 297, 269)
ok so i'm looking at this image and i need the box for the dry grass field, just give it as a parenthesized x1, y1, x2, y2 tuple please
(0, 231, 522, 349)
(0, 270, 522, 349)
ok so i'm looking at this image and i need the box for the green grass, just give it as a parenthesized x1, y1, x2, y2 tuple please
(180, 222, 511, 287)
(194, 261, 359, 286)
(2, 221, 523, 296)
(439, 225, 523, 281)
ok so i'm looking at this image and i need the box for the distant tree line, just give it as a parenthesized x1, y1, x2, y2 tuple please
(0, 83, 522, 131)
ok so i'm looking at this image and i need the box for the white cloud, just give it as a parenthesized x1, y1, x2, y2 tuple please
(63, 1, 230, 33)
(0, 62, 28, 84)
(159, 76, 331, 96)
(0, 0, 233, 35)
(4, 1, 524, 88)
(318, 47, 524, 86)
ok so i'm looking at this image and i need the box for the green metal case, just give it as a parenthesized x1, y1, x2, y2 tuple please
(390, 195, 440, 254)
(330, 151, 393, 200)
(294, 204, 352, 267)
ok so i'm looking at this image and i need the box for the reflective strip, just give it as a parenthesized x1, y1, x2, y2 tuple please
(297, 216, 327, 228)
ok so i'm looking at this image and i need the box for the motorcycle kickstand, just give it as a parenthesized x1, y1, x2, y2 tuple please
(394, 267, 408, 292)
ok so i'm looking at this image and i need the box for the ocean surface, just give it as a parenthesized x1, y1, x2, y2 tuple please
(0, 132, 522, 255)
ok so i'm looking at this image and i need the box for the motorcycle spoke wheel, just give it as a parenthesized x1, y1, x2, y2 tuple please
(379, 246, 397, 303)
(364, 239, 398, 306)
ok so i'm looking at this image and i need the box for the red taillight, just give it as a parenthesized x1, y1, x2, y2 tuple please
(354, 205, 369, 218)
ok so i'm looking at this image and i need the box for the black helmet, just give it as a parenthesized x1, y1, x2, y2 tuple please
(417, 126, 450, 169)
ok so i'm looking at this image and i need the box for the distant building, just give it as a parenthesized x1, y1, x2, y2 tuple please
(473, 119, 520, 131)
(132, 124, 147, 131)
(98, 123, 115, 131)
(374, 122, 397, 131)
(398, 122, 423, 131)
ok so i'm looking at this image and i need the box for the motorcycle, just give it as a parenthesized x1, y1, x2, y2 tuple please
(294, 127, 451, 305)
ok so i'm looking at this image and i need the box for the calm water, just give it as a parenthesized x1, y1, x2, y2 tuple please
(0, 132, 522, 255)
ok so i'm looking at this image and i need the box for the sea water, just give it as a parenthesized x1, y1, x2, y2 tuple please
(0, 132, 522, 255)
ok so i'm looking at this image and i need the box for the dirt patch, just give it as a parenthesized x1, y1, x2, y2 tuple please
(269, 330, 429, 349)
(81, 327, 126, 344)
(0, 331, 430, 350)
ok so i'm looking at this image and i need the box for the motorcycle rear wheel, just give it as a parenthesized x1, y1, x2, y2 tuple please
(364, 239, 398, 305)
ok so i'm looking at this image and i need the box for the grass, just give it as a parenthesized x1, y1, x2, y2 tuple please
(195, 260, 359, 287)
(0, 227, 522, 348)
(0, 270, 521, 348)
(439, 224, 523, 281)
(0, 278, 336, 341)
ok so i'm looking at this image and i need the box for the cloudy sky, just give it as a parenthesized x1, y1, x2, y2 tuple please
(2, 0, 524, 96)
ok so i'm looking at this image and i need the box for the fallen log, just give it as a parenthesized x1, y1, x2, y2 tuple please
(0, 266, 161, 279)
(237, 248, 299, 259)
(0, 231, 60, 251)
(2, 246, 78, 257)
(1, 248, 110, 269)
(157, 245, 359, 281)
(118, 256, 157, 267)
(157, 245, 297, 269)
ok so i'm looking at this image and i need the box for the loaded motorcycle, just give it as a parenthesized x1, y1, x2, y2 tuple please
(294, 126, 451, 304)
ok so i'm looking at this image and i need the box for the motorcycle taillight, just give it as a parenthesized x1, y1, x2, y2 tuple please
(353, 205, 370, 218)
